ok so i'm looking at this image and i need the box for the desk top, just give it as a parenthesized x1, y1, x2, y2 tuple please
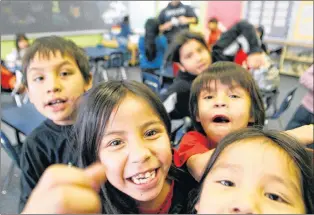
(1, 103, 46, 136)
(84, 46, 126, 60)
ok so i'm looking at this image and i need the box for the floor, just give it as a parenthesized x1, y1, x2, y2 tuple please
(0, 67, 307, 214)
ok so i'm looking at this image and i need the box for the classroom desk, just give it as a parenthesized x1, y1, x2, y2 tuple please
(84, 46, 126, 60)
(1, 103, 46, 145)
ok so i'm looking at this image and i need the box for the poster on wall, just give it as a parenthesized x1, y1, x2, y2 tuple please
(245, 1, 293, 39)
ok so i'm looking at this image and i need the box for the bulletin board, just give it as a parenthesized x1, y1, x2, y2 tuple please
(245, 1, 293, 39)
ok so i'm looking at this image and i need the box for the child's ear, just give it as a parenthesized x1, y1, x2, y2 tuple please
(25, 87, 34, 104)
(177, 63, 186, 72)
(84, 73, 93, 92)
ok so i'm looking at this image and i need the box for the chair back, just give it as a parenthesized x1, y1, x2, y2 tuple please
(0, 132, 20, 167)
(142, 72, 161, 93)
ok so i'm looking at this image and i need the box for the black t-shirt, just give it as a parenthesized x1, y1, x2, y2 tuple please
(19, 119, 76, 212)
(158, 2, 198, 43)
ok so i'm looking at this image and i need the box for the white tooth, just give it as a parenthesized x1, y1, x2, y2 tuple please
(140, 178, 146, 184)
(138, 173, 145, 178)
(145, 172, 150, 178)
(132, 177, 140, 185)
(151, 171, 156, 179)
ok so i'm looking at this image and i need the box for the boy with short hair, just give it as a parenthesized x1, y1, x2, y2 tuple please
(19, 36, 92, 211)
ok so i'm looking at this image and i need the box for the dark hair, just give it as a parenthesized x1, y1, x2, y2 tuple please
(144, 18, 160, 61)
(15, 33, 29, 58)
(22, 36, 90, 86)
(165, 30, 209, 63)
(122, 15, 129, 24)
(256, 25, 264, 39)
(189, 128, 314, 214)
(72, 80, 187, 213)
(208, 17, 218, 24)
(189, 61, 265, 135)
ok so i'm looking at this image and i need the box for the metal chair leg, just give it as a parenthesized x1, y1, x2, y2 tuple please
(120, 67, 127, 80)
(1, 162, 15, 194)
(278, 118, 284, 130)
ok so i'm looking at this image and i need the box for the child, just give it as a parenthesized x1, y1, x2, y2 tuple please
(6, 33, 30, 71)
(162, 20, 265, 120)
(138, 18, 168, 74)
(21, 81, 197, 214)
(19, 36, 92, 211)
(191, 128, 314, 214)
(174, 62, 314, 181)
(206, 17, 224, 50)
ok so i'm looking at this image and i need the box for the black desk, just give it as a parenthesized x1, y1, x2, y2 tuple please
(1, 103, 46, 144)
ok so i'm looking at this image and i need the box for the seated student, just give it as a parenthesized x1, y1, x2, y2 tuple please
(174, 62, 314, 181)
(6, 33, 30, 71)
(191, 128, 314, 214)
(205, 17, 224, 51)
(19, 36, 92, 212)
(162, 20, 265, 120)
(138, 18, 168, 74)
(21, 81, 197, 214)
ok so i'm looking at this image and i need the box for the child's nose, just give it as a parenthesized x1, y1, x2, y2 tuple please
(46, 77, 61, 93)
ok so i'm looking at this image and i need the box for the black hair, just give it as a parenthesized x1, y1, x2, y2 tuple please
(144, 18, 160, 61)
(15, 33, 29, 59)
(189, 128, 314, 214)
(208, 17, 218, 24)
(21, 35, 90, 86)
(165, 30, 209, 64)
(189, 61, 265, 135)
(72, 80, 189, 213)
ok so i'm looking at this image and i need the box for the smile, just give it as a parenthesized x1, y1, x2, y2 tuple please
(130, 169, 157, 185)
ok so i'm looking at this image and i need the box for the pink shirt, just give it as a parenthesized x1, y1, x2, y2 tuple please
(300, 65, 313, 113)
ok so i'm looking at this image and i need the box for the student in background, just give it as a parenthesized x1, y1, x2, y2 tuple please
(286, 65, 314, 148)
(19, 36, 92, 212)
(205, 17, 224, 50)
(158, 0, 198, 44)
(21, 81, 197, 214)
(191, 128, 314, 214)
(6, 33, 30, 71)
(138, 18, 168, 74)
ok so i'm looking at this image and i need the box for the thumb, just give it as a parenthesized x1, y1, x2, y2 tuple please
(84, 163, 107, 192)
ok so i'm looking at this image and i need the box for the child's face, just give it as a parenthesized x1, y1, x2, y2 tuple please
(98, 94, 172, 204)
(18, 39, 29, 50)
(208, 22, 218, 31)
(197, 80, 253, 144)
(179, 39, 211, 76)
(26, 51, 91, 125)
(196, 138, 305, 214)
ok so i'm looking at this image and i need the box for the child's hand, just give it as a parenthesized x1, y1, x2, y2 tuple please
(284, 124, 314, 146)
(22, 163, 107, 214)
(178, 16, 189, 25)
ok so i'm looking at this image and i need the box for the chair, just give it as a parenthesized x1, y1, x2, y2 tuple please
(171, 117, 192, 148)
(0, 132, 21, 194)
(265, 87, 298, 129)
(142, 72, 161, 94)
(102, 51, 127, 81)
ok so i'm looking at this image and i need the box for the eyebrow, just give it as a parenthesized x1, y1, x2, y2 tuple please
(211, 162, 242, 173)
(264, 174, 301, 195)
(104, 120, 163, 136)
(28, 60, 74, 73)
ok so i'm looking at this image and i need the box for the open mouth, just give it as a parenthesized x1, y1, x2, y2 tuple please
(46, 99, 67, 106)
(212, 115, 230, 123)
(128, 168, 158, 185)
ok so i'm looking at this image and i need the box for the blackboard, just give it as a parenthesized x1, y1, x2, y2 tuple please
(0, 1, 129, 36)
(245, 1, 293, 39)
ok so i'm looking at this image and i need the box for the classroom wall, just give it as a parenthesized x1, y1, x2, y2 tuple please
(1, 34, 103, 59)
